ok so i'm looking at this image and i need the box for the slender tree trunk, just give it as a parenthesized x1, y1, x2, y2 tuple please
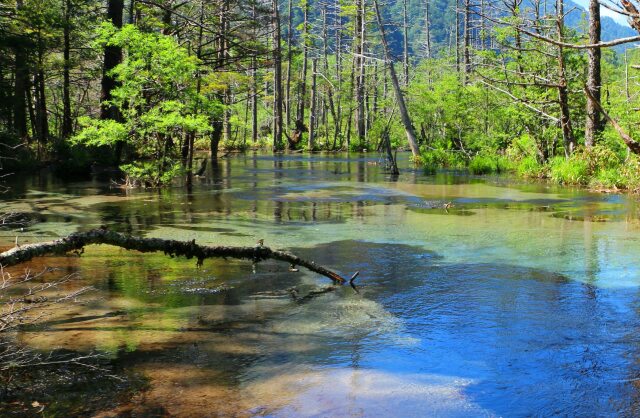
(308, 59, 318, 150)
(297, 0, 309, 127)
(251, 2, 258, 143)
(322, 7, 339, 145)
(424, 0, 431, 58)
(402, 0, 409, 86)
(463, 0, 471, 80)
(585, 0, 602, 147)
(334, 1, 343, 149)
(62, 0, 72, 138)
(220, 0, 231, 143)
(455, 0, 460, 73)
(272, 0, 284, 151)
(35, 36, 49, 146)
(556, 0, 575, 157)
(13, 0, 28, 140)
(286, 0, 293, 128)
(354, 0, 366, 142)
(373, 0, 420, 157)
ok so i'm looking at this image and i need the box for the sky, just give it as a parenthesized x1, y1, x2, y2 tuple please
(572, 0, 631, 26)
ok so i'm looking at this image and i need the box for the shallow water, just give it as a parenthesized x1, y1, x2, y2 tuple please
(3, 153, 640, 416)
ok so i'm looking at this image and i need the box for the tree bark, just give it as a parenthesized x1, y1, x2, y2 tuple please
(0, 229, 348, 283)
(100, 0, 124, 121)
(402, 0, 409, 86)
(372, 0, 420, 157)
(308, 58, 318, 150)
(13, 0, 28, 140)
(62, 0, 73, 138)
(272, 0, 284, 151)
(352, 0, 366, 144)
(556, 0, 575, 156)
(585, 0, 602, 147)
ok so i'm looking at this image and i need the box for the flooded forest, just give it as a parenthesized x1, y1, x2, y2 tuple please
(4, 0, 640, 416)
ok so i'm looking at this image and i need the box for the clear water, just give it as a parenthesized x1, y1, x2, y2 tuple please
(2, 153, 640, 416)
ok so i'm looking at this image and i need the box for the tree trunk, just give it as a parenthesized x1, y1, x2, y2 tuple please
(286, 0, 293, 128)
(585, 0, 602, 147)
(100, 0, 123, 121)
(463, 0, 471, 80)
(354, 0, 366, 142)
(402, 0, 409, 86)
(373, 0, 420, 157)
(556, 0, 575, 157)
(62, 0, 72, 139)
(272, 0, 284, 151)
(13, 0, 28, 140)
(297, 0, 310, 131)
(424, 0, 432, 58)
(308, 59, 318, 150)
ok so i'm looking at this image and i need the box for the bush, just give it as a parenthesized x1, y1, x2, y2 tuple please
(468, 154, 513, 174)
(517, 156, 544, 178)
(549, 156, 589, 185)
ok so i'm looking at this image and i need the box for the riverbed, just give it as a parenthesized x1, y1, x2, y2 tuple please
(2, 152, 640, 416)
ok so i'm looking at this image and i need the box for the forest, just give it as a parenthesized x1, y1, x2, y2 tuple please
(2, 0, 640, 189)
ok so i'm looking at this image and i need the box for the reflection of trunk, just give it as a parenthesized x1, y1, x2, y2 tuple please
(272, 0, 284, 151)
(585, 0, 602, 147)
(373, 0, 420, 157)
(308, 59, 318, 150)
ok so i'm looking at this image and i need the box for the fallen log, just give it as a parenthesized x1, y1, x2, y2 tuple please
(0, 229, 347, 284)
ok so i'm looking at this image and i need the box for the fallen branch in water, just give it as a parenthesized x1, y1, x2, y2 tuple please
(0, 229, 347, 283)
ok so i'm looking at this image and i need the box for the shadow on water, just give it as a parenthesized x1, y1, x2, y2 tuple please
(9, 239, 640, 416)
(4, 153, 640, 416)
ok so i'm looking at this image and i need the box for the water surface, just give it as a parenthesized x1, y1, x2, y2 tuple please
(2, 153, 640, 416)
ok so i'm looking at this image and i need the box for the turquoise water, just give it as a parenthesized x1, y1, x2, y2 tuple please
(2, 153, 640, 416)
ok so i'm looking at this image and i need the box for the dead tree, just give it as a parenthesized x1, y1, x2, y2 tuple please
(0, 229, 350, 283)
(372, 0, 420, 158)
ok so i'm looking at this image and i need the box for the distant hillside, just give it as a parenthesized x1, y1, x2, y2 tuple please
(284, 0, 638, 59)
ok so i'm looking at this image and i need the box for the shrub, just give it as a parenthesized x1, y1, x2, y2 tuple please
(549, 156, 589, 185)
(517, 156, 544, 178)
(468, 154, 513, 174)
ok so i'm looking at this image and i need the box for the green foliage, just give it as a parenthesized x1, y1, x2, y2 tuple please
(549, 156, 589, 185)
(516, 156, 545, 178)
(468, 154, 513, 175)
(72, 24, 214, 187)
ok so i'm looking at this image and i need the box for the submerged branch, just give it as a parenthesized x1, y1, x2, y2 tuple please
(0, 229, 347, 283)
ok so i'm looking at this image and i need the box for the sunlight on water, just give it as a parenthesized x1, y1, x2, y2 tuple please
(3, 153, 640, 416)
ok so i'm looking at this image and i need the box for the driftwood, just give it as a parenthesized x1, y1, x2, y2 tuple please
(0, 229, 348, 284)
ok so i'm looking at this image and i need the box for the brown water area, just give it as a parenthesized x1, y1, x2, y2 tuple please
(2, 153, 640, 417)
